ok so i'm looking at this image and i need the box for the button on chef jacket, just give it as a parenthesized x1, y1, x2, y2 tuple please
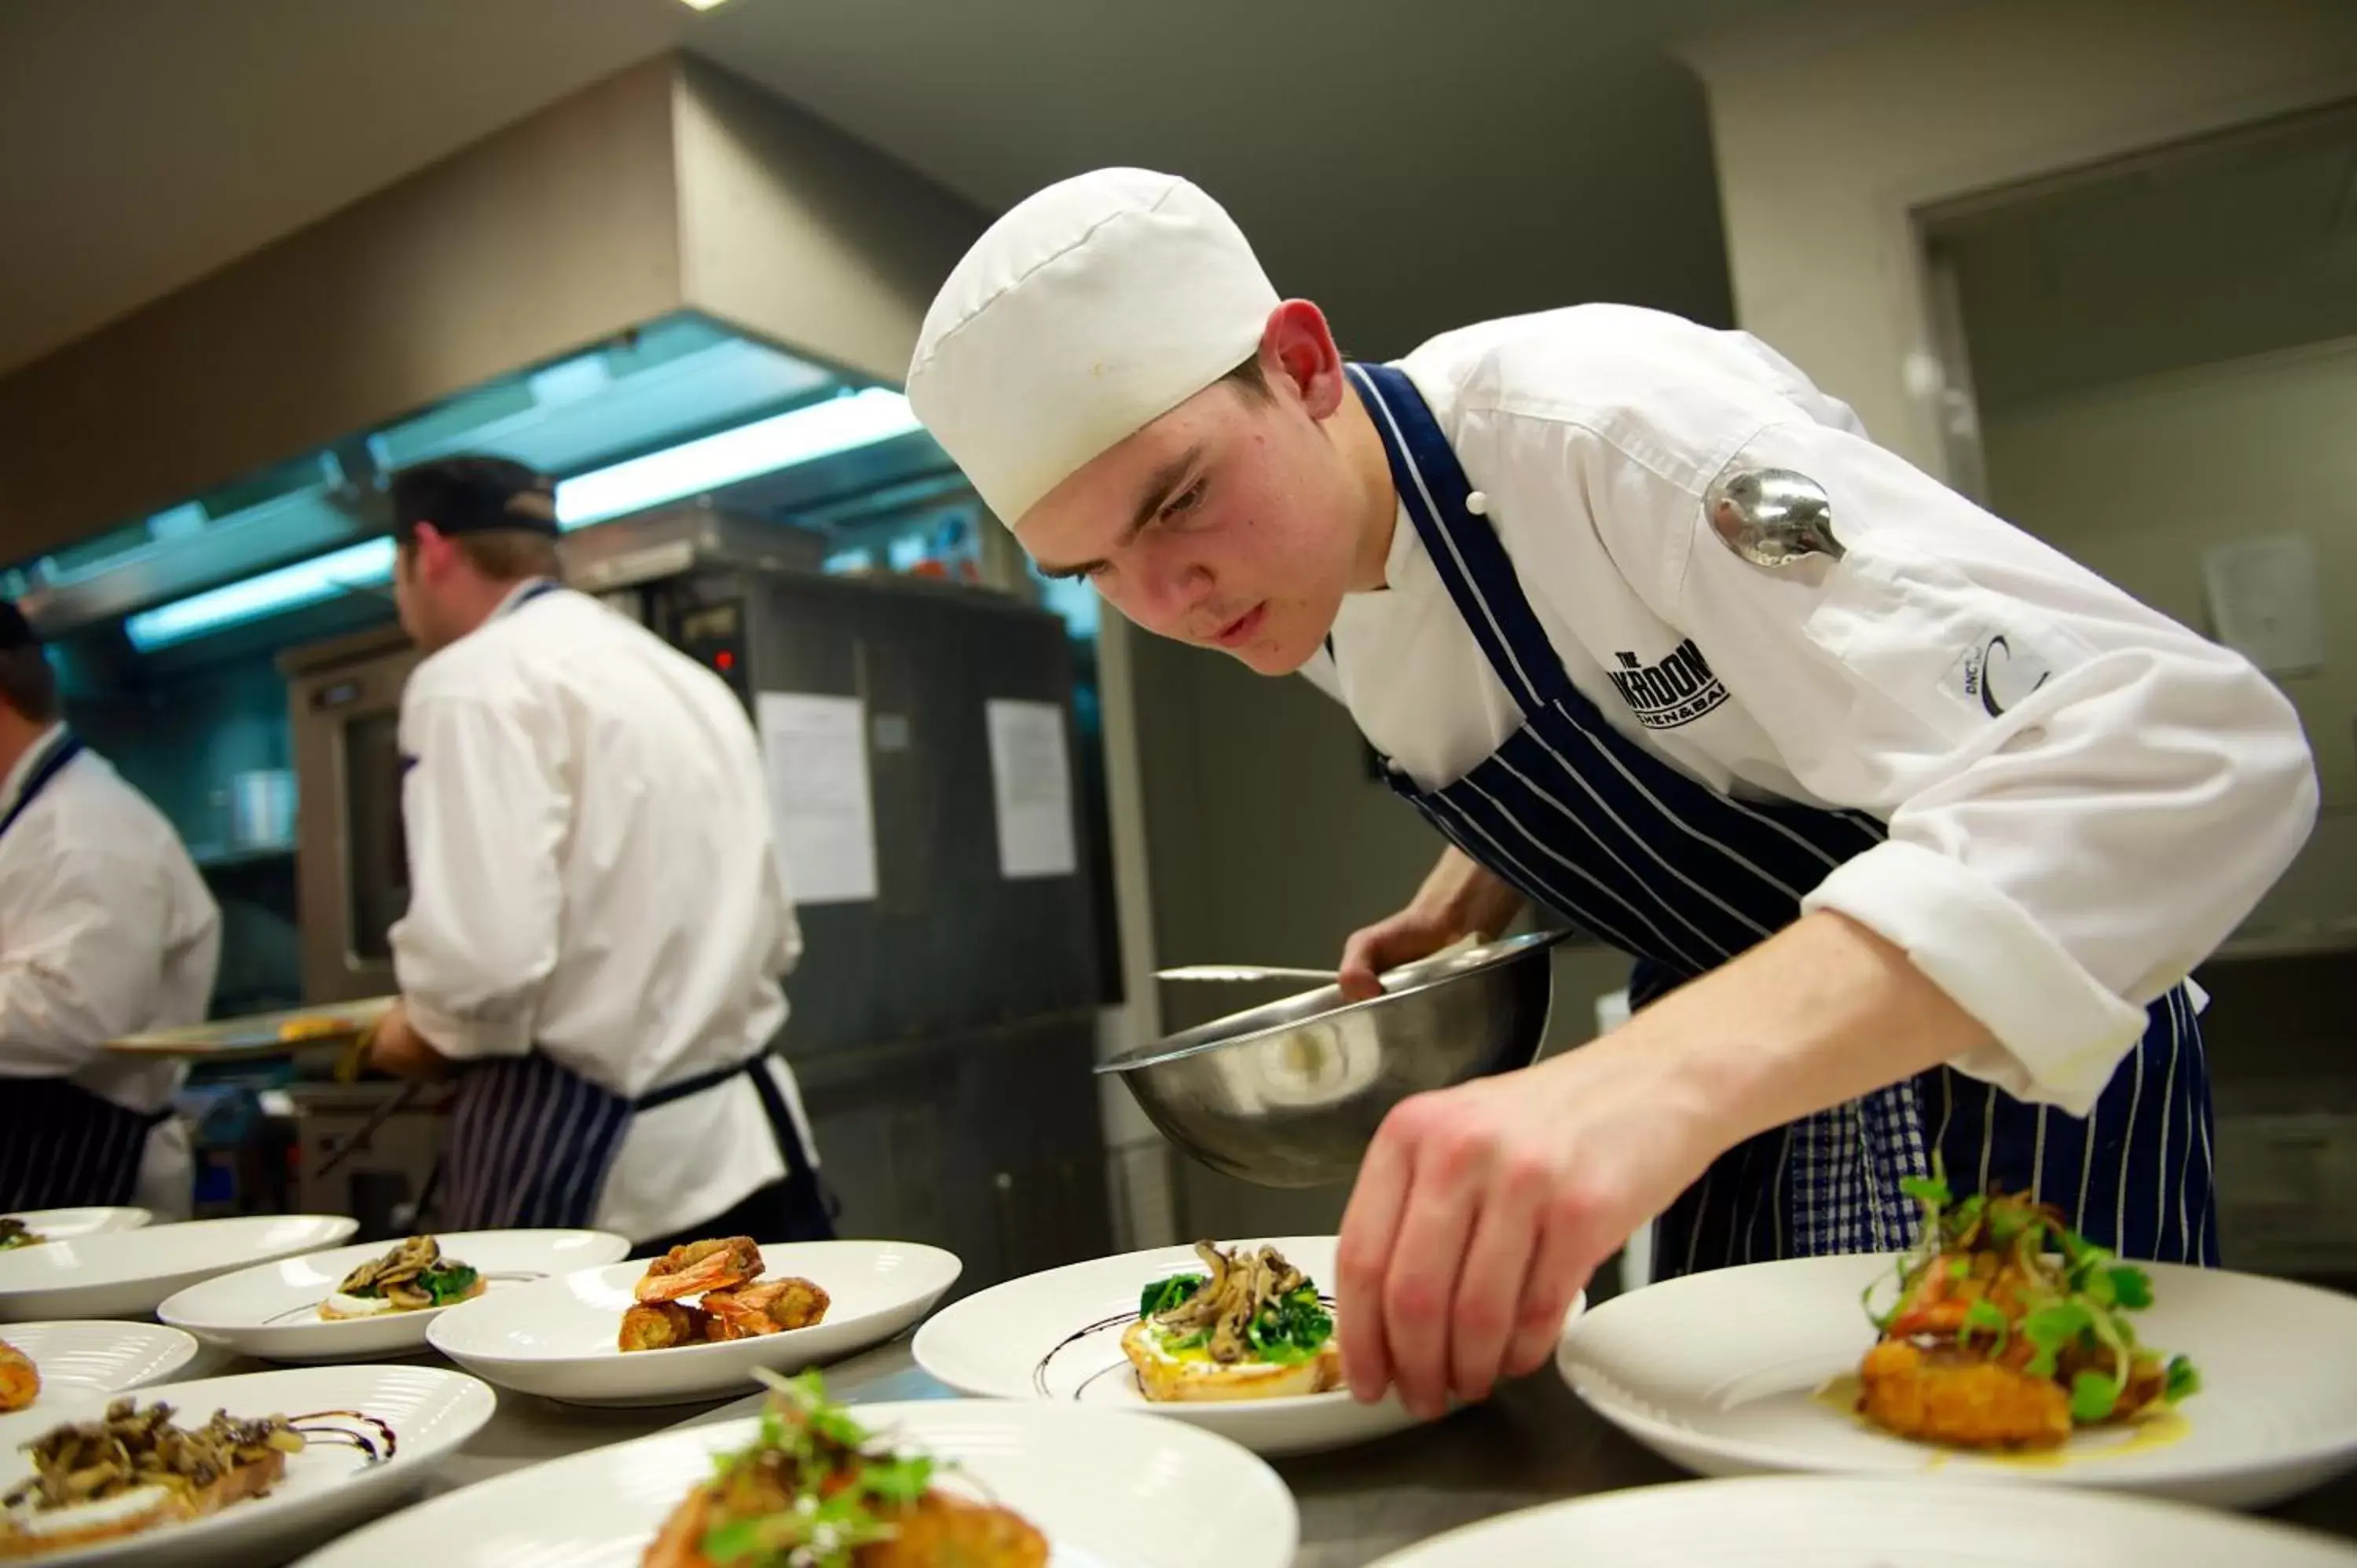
(0, 729, 220, 1211)
(391, 585, 818, 1243)
(1304, 305, 2315, 1119)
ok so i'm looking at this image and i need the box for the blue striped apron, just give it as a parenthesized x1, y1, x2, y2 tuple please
(0, 731, 175, 1210)
(1345, 361, 2216, 1272)
(409, 581, 823, 1232)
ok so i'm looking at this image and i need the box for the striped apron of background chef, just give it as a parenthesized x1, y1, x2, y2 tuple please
(435, 1046, 823, 1232)
(0, 731, 174, 1211)
(1343, 361, 2216, 1272)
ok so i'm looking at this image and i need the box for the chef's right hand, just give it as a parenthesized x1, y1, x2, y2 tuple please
(1337, 848, 1528, 1001)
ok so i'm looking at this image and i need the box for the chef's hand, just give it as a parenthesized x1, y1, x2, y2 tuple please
(1332, 1026, 1714, 1420)
(1332, 910, 1995, 1420)
(366, 1001, 456, 1082)
(1338, 848, 1527, 1001)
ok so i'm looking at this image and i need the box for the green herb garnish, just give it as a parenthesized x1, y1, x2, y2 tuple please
(1140, 1273, 1204, 1319)
(1864, 1155, 2198, 1426)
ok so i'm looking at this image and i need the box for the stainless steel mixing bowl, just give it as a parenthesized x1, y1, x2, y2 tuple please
(1098, 929, 1570, 1188)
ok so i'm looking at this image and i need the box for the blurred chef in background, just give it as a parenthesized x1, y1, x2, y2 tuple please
(364, 456, 832, 1254)
(0, 603, 220, 1215)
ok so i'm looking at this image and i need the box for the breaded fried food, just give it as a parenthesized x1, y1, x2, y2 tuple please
(619, 1300, 710, 1353)
(1857, 1338, 2070, 1450)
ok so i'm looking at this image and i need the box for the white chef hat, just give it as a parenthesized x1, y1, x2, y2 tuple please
(907, 168, 1281, 527)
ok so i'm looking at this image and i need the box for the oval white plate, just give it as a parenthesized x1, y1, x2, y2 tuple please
(0, 1215, 359, 1323)
(1365, 1473, 2357, 1566)
(0, 1321, 199, 1411)
(427, 1239, 961, 1406)
(4, 1208, 152, 1242)
(291, 1396, 1297, 1568)
(157, 1229, 629, 1362)
(0, 1362, 495, 1566)
(910, 1235, 1577, 1457)
(1558, 1252, 2357, 1509)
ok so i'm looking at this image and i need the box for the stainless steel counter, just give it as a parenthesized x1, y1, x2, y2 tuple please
(200, 1334, 2357, 1565)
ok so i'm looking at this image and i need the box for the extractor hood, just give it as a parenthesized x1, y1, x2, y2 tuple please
(0, 54, 985, 642)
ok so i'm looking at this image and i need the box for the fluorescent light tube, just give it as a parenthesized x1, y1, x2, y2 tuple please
(119, 387, 920, 650)
(123, 537, 397, 652)
(553, 387, 921, 529)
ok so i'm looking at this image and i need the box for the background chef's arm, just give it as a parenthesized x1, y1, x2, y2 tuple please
(1598, 415, 2317, 1114)
(0, 850, 170, 1073)
(389, 691, 569, 1060)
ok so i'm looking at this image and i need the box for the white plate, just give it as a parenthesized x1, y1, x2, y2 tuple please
(4, 1209, 152, 1243)
(1558, 1252, 2357, 1509)
(1365, 1473, 2357, 1566)
(157, 1229, 630, 1362)
(0, 1322, 199, 1410)
(0, 1362, 496, 1566)
(290, 1396, 1297, 1568)
(427, 1239, 962, 1406)
(0, 1216, 359, 1323)
(911, 1235, 1574, 1457)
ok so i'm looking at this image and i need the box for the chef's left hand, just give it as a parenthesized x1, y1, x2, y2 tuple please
(1332, 1028, 1719, 1420)
(366, 1001, 455, 1082)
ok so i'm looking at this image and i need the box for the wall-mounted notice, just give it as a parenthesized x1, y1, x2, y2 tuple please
(756, 691, 878, 904)
(2201, 534, 2323, 676)
(984, 698, 1078, 880)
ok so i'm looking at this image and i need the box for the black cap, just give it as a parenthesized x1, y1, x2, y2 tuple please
(388, 456, 559, 540)
(0, 602, 37, 651)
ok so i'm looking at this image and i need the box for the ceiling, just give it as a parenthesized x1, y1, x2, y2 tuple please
(0, 0, 1884, 383)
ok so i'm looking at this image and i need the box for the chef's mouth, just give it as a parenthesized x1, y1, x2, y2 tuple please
(1211, 603, 1267, 648)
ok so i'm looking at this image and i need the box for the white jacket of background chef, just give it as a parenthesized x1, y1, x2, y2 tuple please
(1303, 305, 2317, 1115)
(390, 585, 817, 1241)
(0, 732, 220, 1213)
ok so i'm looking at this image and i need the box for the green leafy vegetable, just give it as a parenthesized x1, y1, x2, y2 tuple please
(2021, 1301, 2093, 1379)
(2165, 1354, 2201, 1404)
(1242, 1284, 1334, 1365)
(1139, 1273, 1204, 1320)
(420, 1263, 479, 1305)
(2106, 1266, 2154, 1310)
(1900, 1174, 1952, 1209)
(1959, 1297, 2009, 1353)
(2070, 1370, 2122, 1423)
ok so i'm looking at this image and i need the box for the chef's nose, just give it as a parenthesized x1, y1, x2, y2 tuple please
(1138, 551, 1214, 625)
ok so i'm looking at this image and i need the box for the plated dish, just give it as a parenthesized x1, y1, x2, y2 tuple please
(0, 1216, 359, 1324)
(156, 1229, 629, 1365)
(1, 1395, 389, 1559)
(0, 1365, 493, 1567)
(0, 1326, 196, 1418)
(288, 1389, 1296, 1568)
(1853, 1176, 2197, 1450)
(426, 1240, 961, 1407)
(911, 1235, 1545, 1456)
(641, 1369, 1044, 1567)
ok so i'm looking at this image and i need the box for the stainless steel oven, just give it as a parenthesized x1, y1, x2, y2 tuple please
(280, 624, 420, 1004)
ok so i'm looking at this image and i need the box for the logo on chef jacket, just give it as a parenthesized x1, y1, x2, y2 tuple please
(1607, 641, 1731, 730)
(1944, 628, 2057, 719)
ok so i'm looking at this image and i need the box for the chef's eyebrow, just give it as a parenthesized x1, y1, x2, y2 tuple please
(1033, 445, 1204, 581)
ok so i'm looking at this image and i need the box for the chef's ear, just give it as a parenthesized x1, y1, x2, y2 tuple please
(1260, 299, 1347, 418)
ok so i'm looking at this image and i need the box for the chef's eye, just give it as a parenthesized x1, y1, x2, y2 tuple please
(1161, 479, 1207, 521)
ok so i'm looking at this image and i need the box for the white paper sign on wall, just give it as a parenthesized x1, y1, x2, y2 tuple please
(2201, 533, 2324, 676)
(984, 698, 1078, 880)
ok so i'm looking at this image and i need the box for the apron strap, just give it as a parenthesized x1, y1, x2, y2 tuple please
(1345, 363, 1578, 718)
(0, 731, 86, 843)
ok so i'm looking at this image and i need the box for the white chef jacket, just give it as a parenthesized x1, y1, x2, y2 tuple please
(0, 729, 221, 1209)
(1304, 305, 2317, 1116)
(391, 584, 817, 1242)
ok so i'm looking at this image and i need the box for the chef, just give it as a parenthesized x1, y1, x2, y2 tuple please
(0, 603, 220, 1214)
(905, 169, 2317, 1419)
(365, 456, 832, 1254)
